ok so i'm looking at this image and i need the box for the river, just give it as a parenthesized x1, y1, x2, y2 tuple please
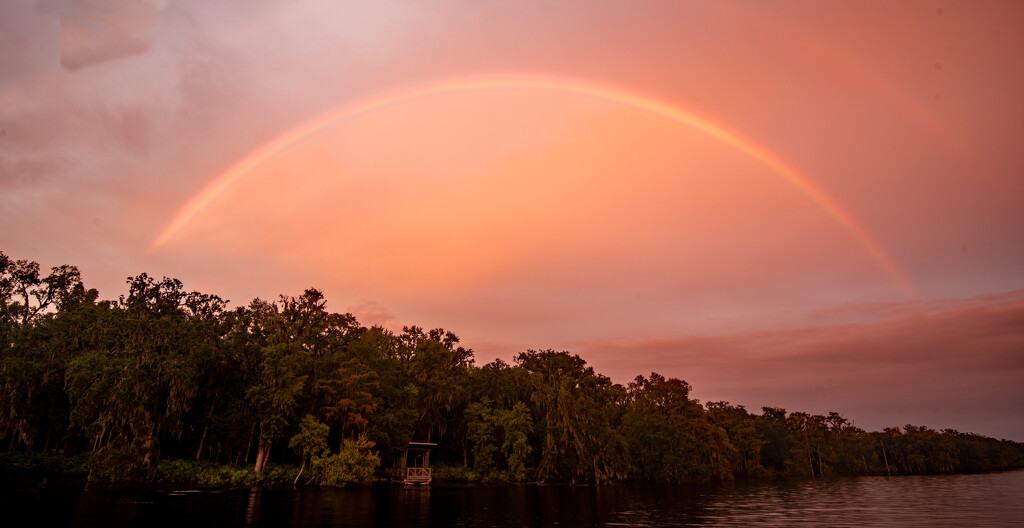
(4, 470, 1023, 527)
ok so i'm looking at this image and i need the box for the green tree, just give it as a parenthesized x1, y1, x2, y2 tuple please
(499, 401, 533, 481)
(622, 374, 733, 483)
(464, 399, 499, 474)
(706, 402, 764, 477)
(1, 251, 87, 330)
(516, 349, 627, 484)
(247, 342, 308, 473)
(0, 253, 93, 452)
(349, 327, 418, 464)
(463, 398, 534, 480)
(406, 327, 474, 444)
(317, 358, 379, 446)
(308, 434, 380, 487)
(60, 274, 223, 478)
(757, 407, 790, 473)
(289, 414, 330, 484)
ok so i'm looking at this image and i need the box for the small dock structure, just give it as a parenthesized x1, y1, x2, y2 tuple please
(392, 442, 436, 485)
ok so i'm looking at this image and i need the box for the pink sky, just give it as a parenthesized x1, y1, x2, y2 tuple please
(2, 1, 1022, 439)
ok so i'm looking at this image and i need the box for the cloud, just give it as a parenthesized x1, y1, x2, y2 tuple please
(346, 300, 399, 330)
(57, 0, 163, 71)
(576, 290, 1024, 440)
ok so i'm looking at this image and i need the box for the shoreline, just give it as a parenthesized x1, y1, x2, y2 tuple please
(5, 452, 1021, 491)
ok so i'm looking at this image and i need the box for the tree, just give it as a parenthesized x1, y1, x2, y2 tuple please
(406, 327, 474, 443)
(757, 407, 790, 473)
(499, 401, 533, 481)
(464, 399, 499, 475)
(247, 342, 308, 473)
(59, 274, 224, 478)
(7, 248, 1024, 484)
(1, 251, 86, 331)
(786, 412, 824, 478)
(317, 358, 379, 446)
(706, 401, 764, 477)
(516, 350, 627, 484)
(289, 414, 330, 484)
(463, 397, 534, 480)
(621, 374, 733, 483)
(308, 433, 380, 487)
(1, 249, 91, 450)
(347, 327, 418, 462)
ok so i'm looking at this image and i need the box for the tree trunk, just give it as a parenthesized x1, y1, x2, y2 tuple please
(141, 433, 158, 467)
(293, 459, 306, 486)
(534, 457, 549, 482)
(43, 424, 53, 453)
(94, 424, 111, 453)
(254, 442, 271, 473)
(195, 422, 210, 461)
(195, 394, 218, 460)
(245, 423, 256, 463)
(880, 441, 891, 477)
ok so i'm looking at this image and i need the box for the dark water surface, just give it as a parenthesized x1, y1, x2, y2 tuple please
(3, 470, 1023, 527)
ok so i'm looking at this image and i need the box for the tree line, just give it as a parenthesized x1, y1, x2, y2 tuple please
(2, 250, 1022, 485)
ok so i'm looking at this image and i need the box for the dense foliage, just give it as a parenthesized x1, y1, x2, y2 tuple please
(2, 250, 1022, 485)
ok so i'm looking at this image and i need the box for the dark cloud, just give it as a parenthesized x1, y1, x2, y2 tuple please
(577, 291, 1024, 440)
(58, 0, 162, 71)
(0, 154, 65, 190)
(93, 102, 150, 155)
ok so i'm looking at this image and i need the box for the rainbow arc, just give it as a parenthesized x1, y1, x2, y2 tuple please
(150, 74, 916, 298)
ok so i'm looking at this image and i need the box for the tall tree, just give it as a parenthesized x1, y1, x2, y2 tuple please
(61, 274, 223, 477)
(406, 327, 473, 443)
(317, 358, 378, 447)
(247, 342, 308, 473)
(516, 349, 627, 484)
(622, 374, 734, 483)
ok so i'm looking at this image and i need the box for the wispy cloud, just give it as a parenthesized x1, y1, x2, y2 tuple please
(58, 0, 163, 71)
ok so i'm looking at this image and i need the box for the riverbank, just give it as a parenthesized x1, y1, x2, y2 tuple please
(0, 452, 301, 488)
(0, 454, 520, 488)
(5, 451, 1022, 490)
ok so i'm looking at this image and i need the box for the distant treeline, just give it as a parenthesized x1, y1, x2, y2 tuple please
(2, 250, 1022, 485)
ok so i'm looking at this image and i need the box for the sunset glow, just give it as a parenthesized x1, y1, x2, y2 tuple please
(3, 0, 1022, 441)
(150, 74, 917, 298)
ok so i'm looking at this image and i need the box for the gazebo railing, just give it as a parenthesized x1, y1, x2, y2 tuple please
(393, 466, 432, 483)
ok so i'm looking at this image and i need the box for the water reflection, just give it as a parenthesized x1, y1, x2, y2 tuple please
(3, 470, 1022, 527)
(245, 487, 260, 526)
(607, 474, 1024, 527)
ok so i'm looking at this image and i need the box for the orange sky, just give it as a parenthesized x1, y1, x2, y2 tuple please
(2, 1, 1023, 439)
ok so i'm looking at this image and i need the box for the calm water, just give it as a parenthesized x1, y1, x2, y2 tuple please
(3, 470, 1023, 527)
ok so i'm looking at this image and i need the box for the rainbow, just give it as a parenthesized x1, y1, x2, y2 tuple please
(150, 73, 916, 298)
